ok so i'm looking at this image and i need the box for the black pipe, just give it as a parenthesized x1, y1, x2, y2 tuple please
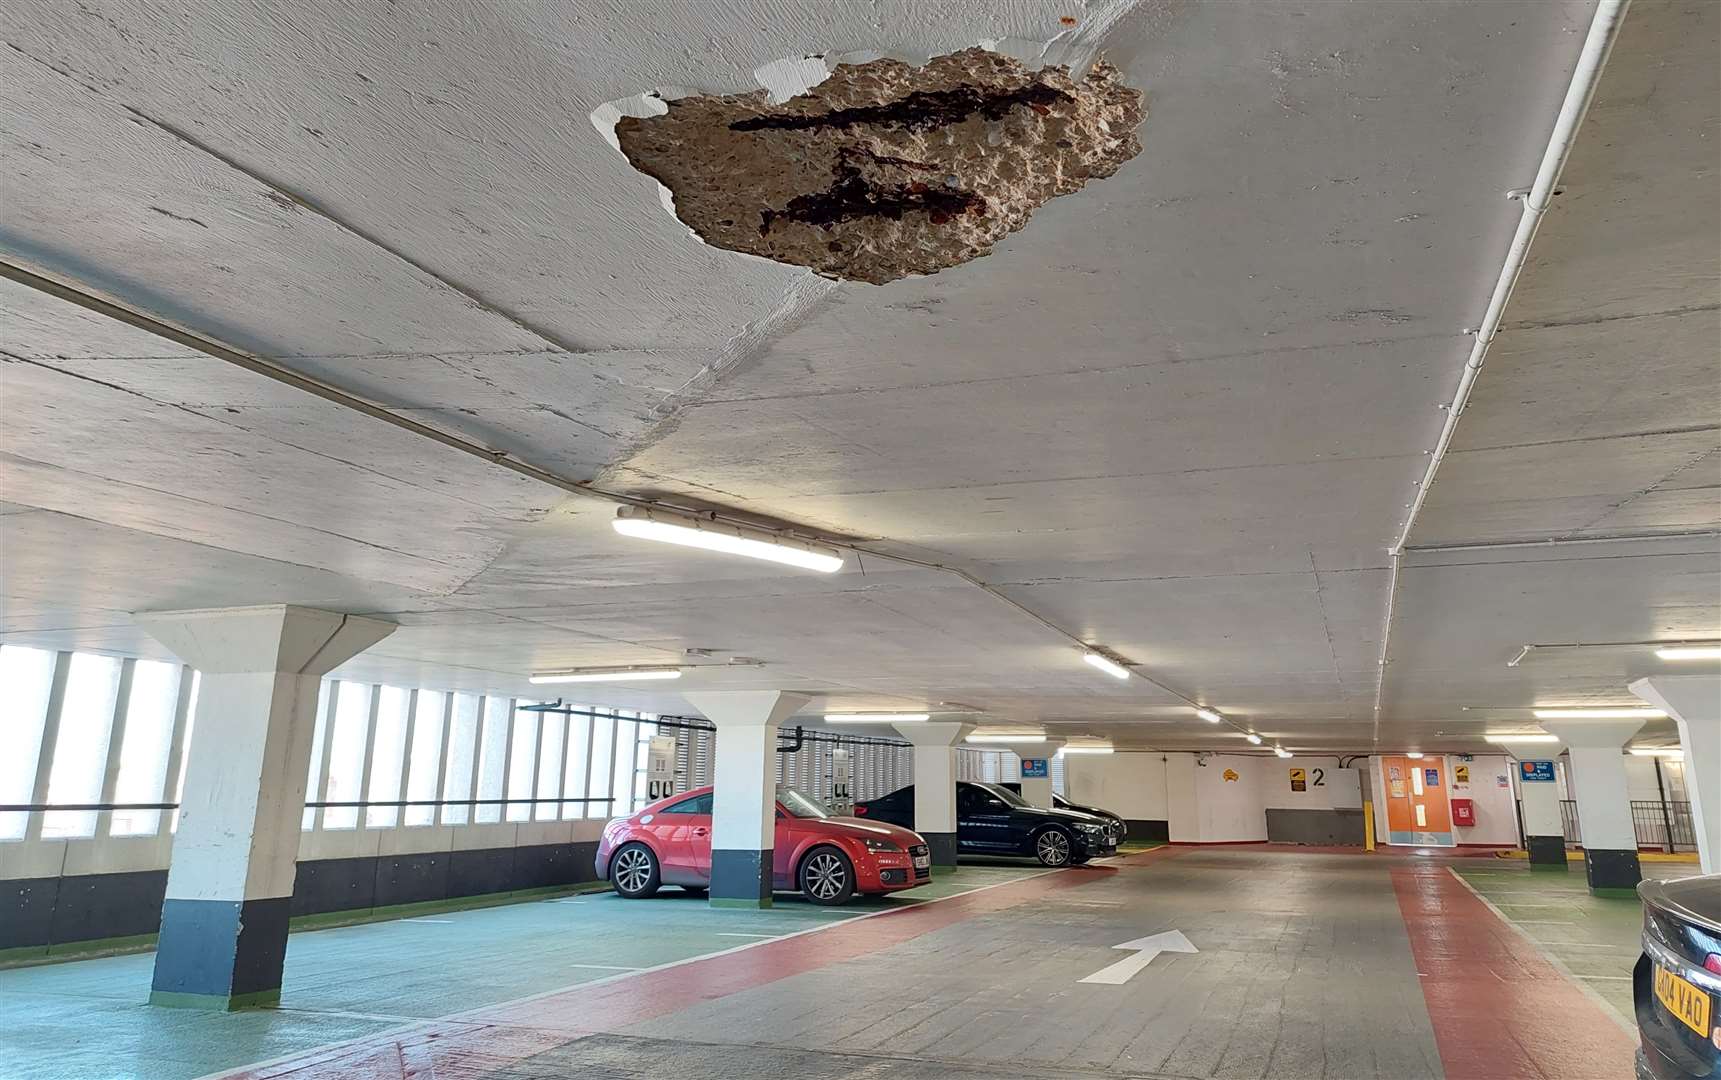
(1652, 757, 1676, 852)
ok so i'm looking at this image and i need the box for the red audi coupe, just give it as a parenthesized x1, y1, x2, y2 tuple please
(596, 786, 931, 905)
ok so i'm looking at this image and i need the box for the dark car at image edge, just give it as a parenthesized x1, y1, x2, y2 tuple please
(1634, 873, 1721, 1079)
(855, 780, 1116, 867)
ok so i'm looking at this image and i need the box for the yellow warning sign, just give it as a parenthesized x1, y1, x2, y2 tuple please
(1454, 764, 1470, 785)
(1222, 768, 1239, 782)
(1289, 767, 1307, 792)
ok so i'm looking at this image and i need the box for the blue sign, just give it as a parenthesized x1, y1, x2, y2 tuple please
(1424, 768, 1440, 787)
(1519, 760, 1556, 783)
(1021, 758, 1049, 778)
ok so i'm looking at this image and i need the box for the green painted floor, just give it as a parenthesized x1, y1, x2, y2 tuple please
(0, 865, 1042, 1080)
(1451, 860, 1701, 1024)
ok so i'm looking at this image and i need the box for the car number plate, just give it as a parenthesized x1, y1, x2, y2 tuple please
(912, 854, 930, 869)
(1654, 963, 1712, 1037)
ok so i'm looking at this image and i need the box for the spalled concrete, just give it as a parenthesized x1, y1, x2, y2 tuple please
(614, 48, 1143, 284)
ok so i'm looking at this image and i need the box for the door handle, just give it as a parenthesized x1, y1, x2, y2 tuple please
(693, 827, 709, 836)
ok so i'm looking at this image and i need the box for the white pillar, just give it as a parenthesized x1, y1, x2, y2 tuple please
(1539, 717, 1645, 895)
(135, 605, 394, 1009)
(1001, 739, 1065, 807)
(1632, 675, 1721, 874)
(894, 721, 974, 866)
(683, 691, 808, 908)
(1514, 755, 1568, 870)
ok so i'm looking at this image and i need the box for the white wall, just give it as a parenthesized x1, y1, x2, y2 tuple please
(1167, 753, 1268, 843)
(1448, 754, 1520, 846)
(1064, 752, 1168, 819)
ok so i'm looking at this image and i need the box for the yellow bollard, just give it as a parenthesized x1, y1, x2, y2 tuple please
(1363, 800, 1376, 852)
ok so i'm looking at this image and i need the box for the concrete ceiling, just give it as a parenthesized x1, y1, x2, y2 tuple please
(2, 0, 1715, 754)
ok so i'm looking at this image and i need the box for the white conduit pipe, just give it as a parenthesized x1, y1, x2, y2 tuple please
(1372, 0, 1632, 735)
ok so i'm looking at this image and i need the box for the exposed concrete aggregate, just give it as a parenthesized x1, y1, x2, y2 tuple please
(615, 48, 1144, 284)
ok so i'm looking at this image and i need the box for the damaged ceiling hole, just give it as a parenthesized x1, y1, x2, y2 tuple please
(613, 47, 1144, 284)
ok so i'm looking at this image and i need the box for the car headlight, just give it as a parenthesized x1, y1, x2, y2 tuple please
(1076, 822, 1106, 836)
(862, 837, 903, 853)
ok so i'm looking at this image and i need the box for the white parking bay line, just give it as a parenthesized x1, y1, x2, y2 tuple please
(1512, 920, 1577, 926)
(401, 919, 453, 925)
(561, 963, 644, 971)
(714, 932, 780, 938)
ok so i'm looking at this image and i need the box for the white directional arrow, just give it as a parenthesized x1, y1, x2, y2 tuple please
(1078, 930, 1198, 985)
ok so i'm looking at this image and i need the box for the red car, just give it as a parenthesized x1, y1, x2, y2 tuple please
(597, 786, 931, 905)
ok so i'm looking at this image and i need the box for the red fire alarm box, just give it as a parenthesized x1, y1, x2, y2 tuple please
(1451, 798, 1475, 827)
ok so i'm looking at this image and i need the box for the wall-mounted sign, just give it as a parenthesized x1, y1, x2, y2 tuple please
(1454, 764, 1470, 785)
(1389, 779, 1406, 798)
(1222, 768, 1239, 782)
(830, 747, 853, 815)
(1519, 760, 1556, 783)
(1289, 767, 1307, 792)
(1021, 758, 1049, 778)
(1423, 768, 1440, 787)
(1496, 774, 1510, 788)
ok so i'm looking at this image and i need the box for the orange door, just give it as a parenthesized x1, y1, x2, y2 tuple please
(1381, 755, 1455, 846)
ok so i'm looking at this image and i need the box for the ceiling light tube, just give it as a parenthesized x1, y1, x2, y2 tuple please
(1060, 745, 1114, 755)
(1274, 747, 1293, 758)
(824, 713, 929, 724)
(1628, 747, 1685, 757)
(1195, 708, 1223, 724)
(1081, 651, 1132, 680)
(1483, 733, 1559, 744)
(1245, 733, 1263, 745)
(966, 734, 1045, 744)
(1405, 752, 1424, 759)
(612, 505, 844, 573)
(1531, 707, 1665, 720)
(529, 667, 683, 684)
(1656, 646, 1721, 661)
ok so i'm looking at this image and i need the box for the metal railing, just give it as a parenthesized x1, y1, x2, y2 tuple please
(1547, 798, 1697, 852)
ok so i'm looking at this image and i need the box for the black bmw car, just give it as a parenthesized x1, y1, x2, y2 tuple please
(1634, 874, 1720, 1079)
(854, 780, 1116, 867)
(1000, 783, 1127, 846)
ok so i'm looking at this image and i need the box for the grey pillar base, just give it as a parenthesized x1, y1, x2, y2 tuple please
(1583, 848, 1642, 897)
(709, 848, 773, 908)
(1525, 834, 1569, 870)
(922, 831, 959, 867)
(150, 897, 290, 1010)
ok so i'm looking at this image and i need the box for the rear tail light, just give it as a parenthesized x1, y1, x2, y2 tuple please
(854, 805, 867, 815)
(1705, 953, 1721, 976)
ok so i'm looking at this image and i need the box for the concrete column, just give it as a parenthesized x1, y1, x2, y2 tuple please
(893, 721, 974, 866)
(1001, 739, 1065, 807)
(683, 691, 809, 909)
(1539, 717, 1646, 896)
(1632, 675, 1721, 874)
(1515, 759, 1568, 871)
(134, 605, 394, 1009)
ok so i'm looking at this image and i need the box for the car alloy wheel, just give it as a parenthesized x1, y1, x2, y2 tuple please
(1035, 828, 1072, 867)
(611, 844, 659, 897)
(800, 847, 854, 905)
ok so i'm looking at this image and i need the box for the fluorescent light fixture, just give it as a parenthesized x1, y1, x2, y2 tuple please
(1405, 752, 1424, 759)
(1082, 651, 1131, 680)
(1195, 708, 1223, 724)
(1629, 747, 1685, 757)
(1060, 745, 1114, 755)
(1245, 733, 1263, 745)
(824, 713, 929, 724)
(1274, 747, 1293, 758)
(1531, 707, 1665, 720)
(612, 505, 843, 574)
(1656, 646, 1721, 661)
(530, 667, 683, 685)
(1483, 733, 1559, 744)
(967, 734, 1045, 744)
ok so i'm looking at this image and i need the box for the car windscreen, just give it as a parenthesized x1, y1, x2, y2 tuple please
(974, 782, 1029, 808)
(777, 787, 829, 819)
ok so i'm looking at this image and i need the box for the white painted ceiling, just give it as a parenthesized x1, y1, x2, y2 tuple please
(2, 0, 1715, 752)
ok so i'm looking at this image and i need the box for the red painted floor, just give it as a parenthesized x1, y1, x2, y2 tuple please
(1391, 864, 1637, 1080)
